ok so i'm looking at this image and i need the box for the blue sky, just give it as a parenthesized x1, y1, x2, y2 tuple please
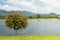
(0, 0, 60, 14)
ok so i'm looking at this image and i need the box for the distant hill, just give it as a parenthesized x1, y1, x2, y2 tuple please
(0, 10, 59, 18)
(0, 10, 37, 17)
(9, 11, 37, 17)
(0, 10, 8, 16)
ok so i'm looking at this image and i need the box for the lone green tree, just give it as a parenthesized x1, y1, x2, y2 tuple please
(5, 13, 28, 35)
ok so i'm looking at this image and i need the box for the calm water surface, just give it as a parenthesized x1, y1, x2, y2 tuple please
(0, 20, 60, 36)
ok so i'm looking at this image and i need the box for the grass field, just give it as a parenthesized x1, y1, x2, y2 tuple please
(0, 36, 60, 40)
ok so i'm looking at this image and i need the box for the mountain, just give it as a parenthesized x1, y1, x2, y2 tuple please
(9, 11, 37, 17)
(0, 10, 9, 16)
(0, 10, 59, 18)
(0, 10, 36, 17)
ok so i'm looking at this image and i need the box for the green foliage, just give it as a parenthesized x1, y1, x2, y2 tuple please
(29, 16, 33, 19)
(48, 13, 57, 18)
(57, 16, 60, 19)
(36, 14, 41, 19)
(5, 13, 28, 30)
(29, 16, 36, 19)
(0, 15, 5, 19)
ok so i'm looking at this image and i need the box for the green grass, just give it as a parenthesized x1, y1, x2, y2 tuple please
(0, 36, 60, 40)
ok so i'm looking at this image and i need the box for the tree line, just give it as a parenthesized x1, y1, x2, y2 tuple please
(0, 13, 60, 19)
(29, 13, 60, 19)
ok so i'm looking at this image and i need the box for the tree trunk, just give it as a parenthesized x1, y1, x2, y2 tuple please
(15, 30, 18, 35)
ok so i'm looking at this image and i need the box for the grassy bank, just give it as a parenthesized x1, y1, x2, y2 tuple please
(0, 36, 60, 40)
(29, 18, 60, 20)
(0, 18, 60, 20)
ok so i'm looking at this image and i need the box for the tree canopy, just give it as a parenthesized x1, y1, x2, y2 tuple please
(5, 13, 28, 30)
(5, 13, 28, 35)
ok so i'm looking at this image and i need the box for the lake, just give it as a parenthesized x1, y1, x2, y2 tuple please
(0, 20, 60, 36)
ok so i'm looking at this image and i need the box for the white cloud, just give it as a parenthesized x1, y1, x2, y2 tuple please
(40, 0, 60, 7)
(0, 0, 60, 14)
(6, 0, 39, 13)
(0, 5, 22, 11)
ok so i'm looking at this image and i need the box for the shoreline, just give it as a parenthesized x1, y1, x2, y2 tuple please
(29, 18, 60, 20)
(0, 18, 60, 20)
